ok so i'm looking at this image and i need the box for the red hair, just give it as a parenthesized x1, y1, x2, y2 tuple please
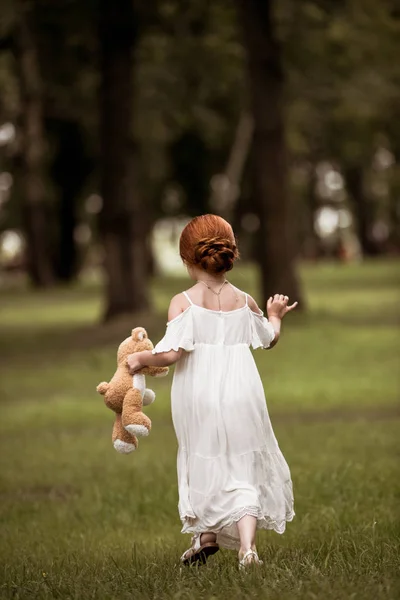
(179, 214, 239, 274)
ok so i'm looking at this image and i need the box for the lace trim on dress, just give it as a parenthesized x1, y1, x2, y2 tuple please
(231, 505, 260, 522)
(179, 506, 295, 539)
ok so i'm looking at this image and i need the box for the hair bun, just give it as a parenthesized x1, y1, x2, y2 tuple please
(179, 214, 240, 273)
(194, 237, 238, 273)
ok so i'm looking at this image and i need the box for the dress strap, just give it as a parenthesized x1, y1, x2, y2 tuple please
(182, 291, 193, 305)
(244, 293, 248, 306)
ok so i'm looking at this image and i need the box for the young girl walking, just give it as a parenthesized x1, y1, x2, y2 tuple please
(127, 214, 296, 569)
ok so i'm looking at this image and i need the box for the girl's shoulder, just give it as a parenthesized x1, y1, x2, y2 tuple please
(229, 285, 262, 314)
(168, 285, 263, 318)
(245, 293, 263, 315)
(168, 293, 191, 322)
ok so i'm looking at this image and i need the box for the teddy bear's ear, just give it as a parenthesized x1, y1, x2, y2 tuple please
(132, 327, 148, 341)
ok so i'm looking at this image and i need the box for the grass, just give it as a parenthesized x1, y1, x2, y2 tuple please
(0, 259, 399, 599)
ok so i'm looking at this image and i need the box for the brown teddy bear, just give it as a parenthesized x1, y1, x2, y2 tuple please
(97, 327, 168, 454)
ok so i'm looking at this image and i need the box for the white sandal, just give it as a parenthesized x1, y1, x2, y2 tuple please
(238, 549, 263, 570)
(180, 534, 219, 566)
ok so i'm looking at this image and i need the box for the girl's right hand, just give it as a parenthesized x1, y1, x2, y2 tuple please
(267, 294, 298, 319)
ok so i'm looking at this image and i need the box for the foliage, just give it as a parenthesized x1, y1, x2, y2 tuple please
(134, 0, 245, 213)
(0, 0, 399, 293)
(1, 1, 399, 204)
(280, 0, 400, 160)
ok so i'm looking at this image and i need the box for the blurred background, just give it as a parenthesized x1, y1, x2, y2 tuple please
(0, 0, 399, 312)
(0, 1, 399, 599)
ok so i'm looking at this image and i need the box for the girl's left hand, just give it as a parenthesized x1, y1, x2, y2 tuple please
(127, 352, 145, 374)
(267, 294, 298, 319)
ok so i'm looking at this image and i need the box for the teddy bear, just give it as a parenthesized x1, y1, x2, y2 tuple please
(96, 327, 168, 454)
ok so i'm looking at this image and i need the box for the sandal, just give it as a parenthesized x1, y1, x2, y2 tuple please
(238, 549, 263, 571)
(180, 534, 219, 566)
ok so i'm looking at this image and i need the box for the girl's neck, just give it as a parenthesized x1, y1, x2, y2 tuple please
(195, 273, 227, 285)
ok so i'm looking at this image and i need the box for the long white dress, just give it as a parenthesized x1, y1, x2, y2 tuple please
(152, 291, 294, 550)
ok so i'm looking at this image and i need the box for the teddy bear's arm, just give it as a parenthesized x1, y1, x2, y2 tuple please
(96, 381, 109, 395)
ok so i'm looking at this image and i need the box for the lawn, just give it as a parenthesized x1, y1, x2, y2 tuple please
(0, 260, 399, 599)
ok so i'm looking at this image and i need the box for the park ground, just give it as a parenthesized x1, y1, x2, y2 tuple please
(0, 260, 399, 599)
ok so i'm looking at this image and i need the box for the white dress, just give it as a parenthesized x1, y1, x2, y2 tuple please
(152, 291, 294, 550)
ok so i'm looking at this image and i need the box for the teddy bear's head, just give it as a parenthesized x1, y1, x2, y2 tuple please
(117, 327, 168, 378)
(117, 327, 154, 364)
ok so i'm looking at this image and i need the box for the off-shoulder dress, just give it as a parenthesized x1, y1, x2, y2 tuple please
(152, 291, 294, 550)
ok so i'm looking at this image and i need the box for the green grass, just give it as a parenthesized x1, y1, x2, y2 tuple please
(0, 259, 399, 599)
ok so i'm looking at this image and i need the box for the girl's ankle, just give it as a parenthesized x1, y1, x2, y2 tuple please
(238, 544, 257, 558)
(200, 532, 217, 545)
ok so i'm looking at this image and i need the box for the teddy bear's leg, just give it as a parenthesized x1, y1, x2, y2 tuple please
(122, 388, 152, 438)
(112, 413, 138, 454)
(142, 388, 156, 406)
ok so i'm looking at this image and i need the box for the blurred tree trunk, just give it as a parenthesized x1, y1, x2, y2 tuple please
(212, 111, 254, 224)
(344, 165, 378, 256)
(98, 0, 149, 320)
(304, 163, 321, 259)
(14, 0, 54, 287)
(388, 146, 400, 253)
(236, 0, 303, 305)
(48, 118, 92, 281)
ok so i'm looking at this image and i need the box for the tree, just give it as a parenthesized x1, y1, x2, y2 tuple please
(236, 0, 303, 304)
(32, 0, 96, 281)
(48, 118, 92, 280)
(13, 0, 54, 286)
(281, 0, 400, 257)
(2, 0, 96, 283)
(98, 0, 149, 320)
(134, 1, 245, 219)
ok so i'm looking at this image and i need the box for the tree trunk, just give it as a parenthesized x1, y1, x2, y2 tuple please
(98, 0, 149, 320)
(56, 180, 78, 281)
(48, 118, 91, 281)
(344, 165, 378, 256)
(388, 147, 400, 253)
(14, 0, 54, 287)
(211, 111, 254, 222)
(236, 0, 303, 305)
(303, 164, 322, 259)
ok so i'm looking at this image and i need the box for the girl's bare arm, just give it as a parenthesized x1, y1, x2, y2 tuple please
(248, 293, 297, 348)
(127, 295, 187, 373)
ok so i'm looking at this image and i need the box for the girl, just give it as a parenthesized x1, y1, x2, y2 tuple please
(127, 214, 296, 569)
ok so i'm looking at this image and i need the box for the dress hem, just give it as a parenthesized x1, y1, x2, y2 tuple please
(179, 507, 295, 550)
